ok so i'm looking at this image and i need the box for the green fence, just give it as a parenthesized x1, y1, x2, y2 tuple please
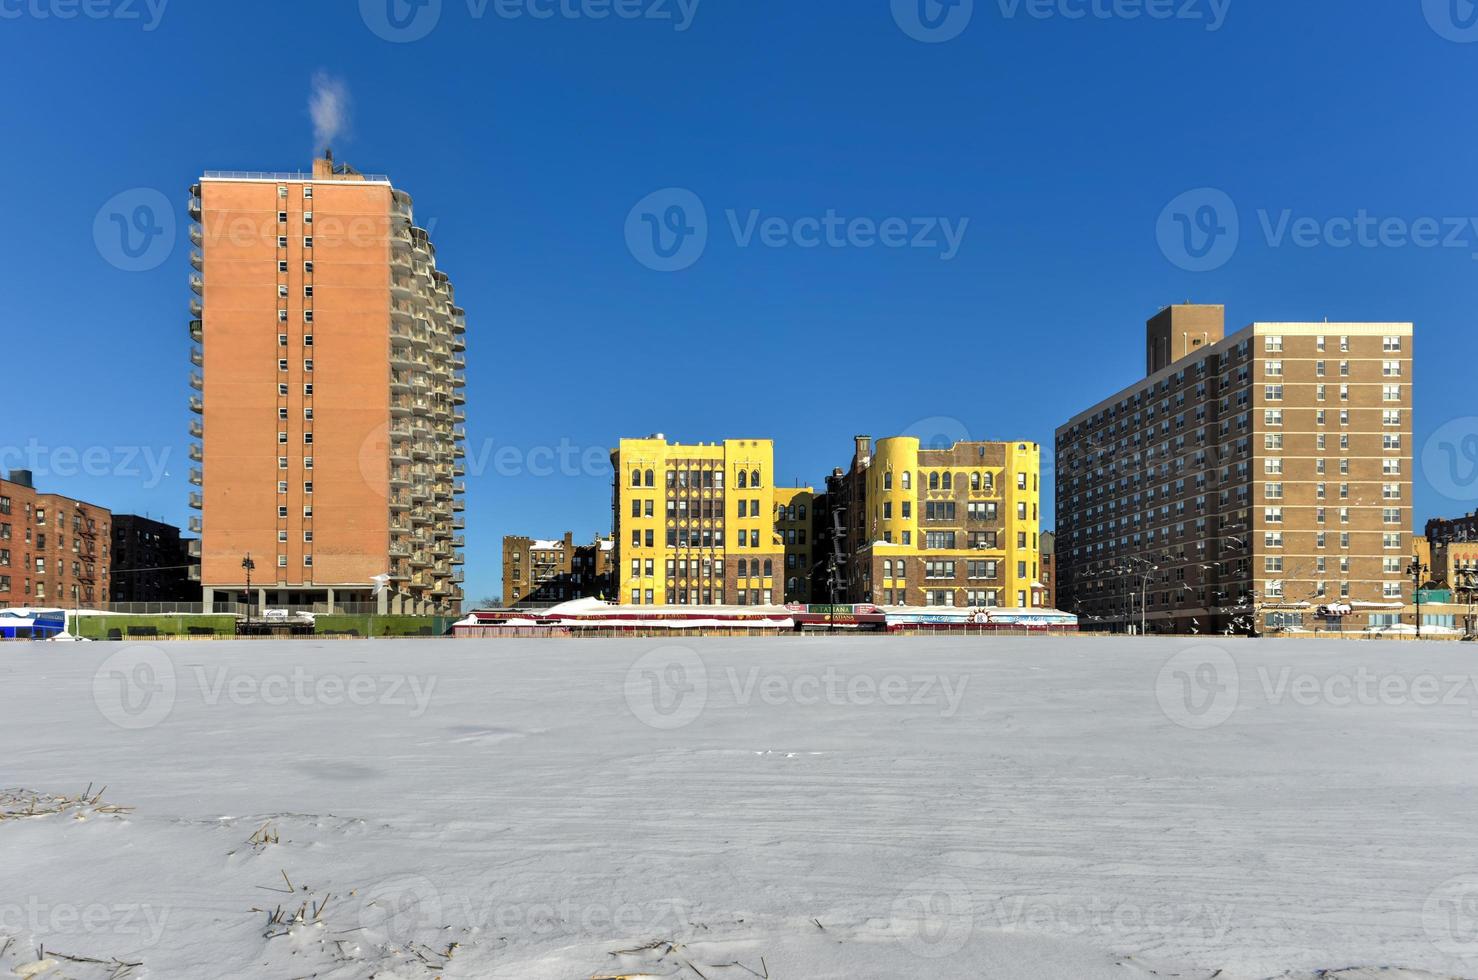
(76, 615, 238, 640)
(311, 615, 458, 638)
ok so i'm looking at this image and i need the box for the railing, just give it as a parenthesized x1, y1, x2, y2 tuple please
(203, 170, 392, 183)
(188, 516, 203, 533)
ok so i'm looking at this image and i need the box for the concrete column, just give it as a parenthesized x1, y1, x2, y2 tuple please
(202, 587, 216, 613)
(377, 588, 389, 615)
(325, 587, 336, 613)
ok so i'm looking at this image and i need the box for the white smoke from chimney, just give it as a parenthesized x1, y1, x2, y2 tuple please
(309, 71, 351, 154)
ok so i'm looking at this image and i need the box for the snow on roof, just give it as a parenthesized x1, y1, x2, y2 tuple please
(530, 540, 564, 550)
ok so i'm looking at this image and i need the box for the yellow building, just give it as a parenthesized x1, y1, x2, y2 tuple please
(773, 486, 816, 603)
(824, 435, 1044, 608)
(611, 436, 790, 605)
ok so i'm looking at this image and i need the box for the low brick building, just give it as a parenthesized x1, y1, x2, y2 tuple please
(0, 470, 111, 609)
(502, 532, 614, 607)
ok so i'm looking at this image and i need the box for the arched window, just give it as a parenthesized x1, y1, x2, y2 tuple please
(632, 469, 641, 487)
(971, 472, 981, 490)
(884, 472, 893, 490)
(929, 472, 939, 490)
(902, 471, 912, 490)
(645, 469, 655, 487)
(798, 504, 807, 520)
(737, 470, 748, 489)
(763, 559, 773, 577)
(787, 576, 799, 594)
(752, 469, 761, 488)
(942, 472, 952, 490)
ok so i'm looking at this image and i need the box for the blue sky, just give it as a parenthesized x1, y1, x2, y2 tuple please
(2, 0, 1476, 602)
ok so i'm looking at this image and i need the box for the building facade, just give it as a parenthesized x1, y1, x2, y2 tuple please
(0, 470, 111, 609)
(190, 155, 465, 615)
(773, 487, 816, 603)
(1425, 514, 1478, 589)
(1055, 305, 1414, 634)
(501, 532, 614, 606)
(610, 436, 786, 605)
(1040, 530, 1056, 610)
(110, 515, 197, 604)
(819, 435, 1044, 608)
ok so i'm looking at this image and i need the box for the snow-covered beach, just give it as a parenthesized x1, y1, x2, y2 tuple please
(2, 636, 1476, 979)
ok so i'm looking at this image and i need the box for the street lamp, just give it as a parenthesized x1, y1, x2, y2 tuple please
(1406, 558, 1429, 640)
(241, 554, 256, 623)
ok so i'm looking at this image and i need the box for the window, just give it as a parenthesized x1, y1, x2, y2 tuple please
(1264, 335, 1282, 352)
(278, 359, 288, 372)
(304, 555, 314, 567)
(303, 236, 313, 248)
(303, 311, 314, 324)
(278, 309, 288, 322)
(304, 384, 314, 396)
(304, 359, 314, 372)
(1382, 335, 1402, 352)
(1382, 360, 1402, 377)
(278, 334, 288, 347)
(303, 334, 313, 347)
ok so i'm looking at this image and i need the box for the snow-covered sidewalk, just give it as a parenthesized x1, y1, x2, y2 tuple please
(2, 636, 1476, 978)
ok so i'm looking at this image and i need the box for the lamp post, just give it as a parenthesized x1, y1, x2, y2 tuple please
(241, 554, 256, 624)
(1406, 558, 1429, 640)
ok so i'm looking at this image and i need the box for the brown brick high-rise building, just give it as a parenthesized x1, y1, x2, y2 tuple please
(1056, 305, 1414, 635)
(190, 156, 466, 614)
(0, 470, 111, 609)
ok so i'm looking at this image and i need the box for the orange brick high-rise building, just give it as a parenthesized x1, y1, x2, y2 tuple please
(190, 156, 466, 614)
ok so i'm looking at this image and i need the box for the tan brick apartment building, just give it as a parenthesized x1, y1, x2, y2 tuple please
(0, 470, 111, 609)
(1055, 305, 1414, 635)
(501, 532, 614, 606)
(190, 156, 465, 614)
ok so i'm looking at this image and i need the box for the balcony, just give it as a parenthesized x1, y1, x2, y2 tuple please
(189, 516, 203, 533)
(389, 494, 411, 512)
(190, 347, 204, 368)
(188, 565, 202, 583)
(189, 492, 203, 510)
(391, 275, 414, 298)
(190, 298, 203, 318)
(408, 551, 432, 569)
(188, 196, 201, 220)
(391, 192, 413, 220)
(189, 396, 203, 414)
(188, 444, 203, 462)
(452, 373, 466, 389)
(452, 482, 467, 496)
(187, 539, 202, 559)
(452, 498, 465, 512)
(189, 467, 203, 486)
(189, 223, 203, 247)
(189, 248, 204, 271)
(451, 552, 465, 566)
(189, 274, 204, 295)
(189, 371, 204, 391)
(452, 536, 465, 549)
(452, 517, 465, 530)
(189, 319, 203, 342)
(390, 373, 411, 393)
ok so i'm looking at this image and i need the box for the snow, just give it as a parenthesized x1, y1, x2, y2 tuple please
(2, 636, 1477, 979)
